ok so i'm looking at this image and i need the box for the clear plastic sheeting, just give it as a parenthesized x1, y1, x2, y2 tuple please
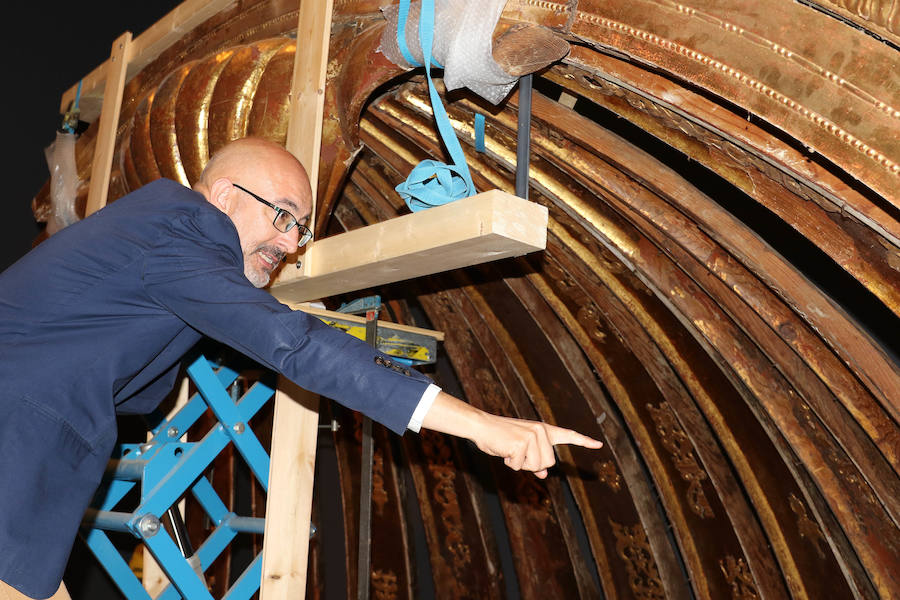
(380, 0, 518, 104)
(43, 131, 81, 234)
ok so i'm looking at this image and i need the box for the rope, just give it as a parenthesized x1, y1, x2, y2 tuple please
(394, 0, 477, 212)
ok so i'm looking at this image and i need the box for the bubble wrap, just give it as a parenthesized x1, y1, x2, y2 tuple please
(43, 131, 81, 234)
(380, 0, 517, 104)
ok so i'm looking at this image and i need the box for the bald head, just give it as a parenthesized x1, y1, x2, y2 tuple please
(198, 137, 310, 191)
(195, 137, 314, 287)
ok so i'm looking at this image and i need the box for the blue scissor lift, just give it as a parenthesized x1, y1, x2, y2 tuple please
(82, 356, 275, 600)
(80, 298, 440, 599)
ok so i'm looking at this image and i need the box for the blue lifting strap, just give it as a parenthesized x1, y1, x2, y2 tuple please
(474, 113, 486, 153)
(394, 0, 477, 212)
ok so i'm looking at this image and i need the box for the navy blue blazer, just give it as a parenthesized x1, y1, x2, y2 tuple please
(0, 179, 431, 598)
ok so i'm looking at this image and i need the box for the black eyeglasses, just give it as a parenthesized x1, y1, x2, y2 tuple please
(233, 183, 313, 248)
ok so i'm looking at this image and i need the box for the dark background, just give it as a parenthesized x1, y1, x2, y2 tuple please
(0, 2, 182, 273)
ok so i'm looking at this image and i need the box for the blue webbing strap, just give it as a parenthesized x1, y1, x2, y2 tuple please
(395, 0, 476, 212)
(474, 113, 486, 152)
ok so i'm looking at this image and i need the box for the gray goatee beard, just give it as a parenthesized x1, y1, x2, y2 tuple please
(245, 245, 286, 288)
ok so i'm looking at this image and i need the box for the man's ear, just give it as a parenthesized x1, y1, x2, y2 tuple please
(206, 177, 235, 213)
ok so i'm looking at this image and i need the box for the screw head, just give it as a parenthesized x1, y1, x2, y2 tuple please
(167, 426, 179, 438)
(137, 514, 161, 538)
(232, 422, 245, 435)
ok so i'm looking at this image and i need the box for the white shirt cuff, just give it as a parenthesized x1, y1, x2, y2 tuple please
(407, 383, 441, 433)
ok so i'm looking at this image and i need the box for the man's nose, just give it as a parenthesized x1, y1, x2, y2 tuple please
(278, 226, 300, 251)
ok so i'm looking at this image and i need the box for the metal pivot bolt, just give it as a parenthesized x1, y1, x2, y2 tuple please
(137, 514, 161, 538)
(232, 422, 245, 434)
(167, 426, 179, 438)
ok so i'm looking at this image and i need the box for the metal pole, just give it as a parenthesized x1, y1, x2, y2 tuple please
(357, 307, 379, 600)
(515, 74, 533, 200)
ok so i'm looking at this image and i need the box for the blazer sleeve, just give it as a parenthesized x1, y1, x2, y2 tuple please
(140, 208, 431, 435)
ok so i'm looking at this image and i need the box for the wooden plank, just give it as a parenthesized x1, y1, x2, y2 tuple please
(59, 0, 236, 121)
(269, 189, 549, 304)
(259, 377, 320, 599)
(261, 2, 334, 599)
(284, 0, 334, 224)
(85, 31, 132, 217)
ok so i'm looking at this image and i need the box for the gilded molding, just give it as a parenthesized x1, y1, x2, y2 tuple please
(665, 2, 899, 119)
(794, 403, 880, 511)
(561, 65, 847, 214)
(572, 9, 900, 176)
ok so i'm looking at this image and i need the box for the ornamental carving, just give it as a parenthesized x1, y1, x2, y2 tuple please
(421, 431, 472, 595)
(646, 402, 715, 518)
(789, 494, 828, 559)
(372, 450, 388, 516)
(577, 302, 608, 342)
(595, 460, 622, 492)
(819, 0, 900, 34)
(719, 555, 760, 599)
(610, 518, 666, 600)
(371, 569, 399, 600)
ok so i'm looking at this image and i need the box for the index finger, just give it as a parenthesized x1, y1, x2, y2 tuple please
(546, 424, 603, 449)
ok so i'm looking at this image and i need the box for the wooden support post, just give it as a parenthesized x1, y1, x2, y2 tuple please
(259, 378, 320, 599)
(284, 0, 334, 225)
(85, 31, 132, 217)
(260, 1, 334, 598)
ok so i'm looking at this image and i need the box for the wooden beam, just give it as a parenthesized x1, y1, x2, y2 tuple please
(259, 377, 320, 599)
(269, 189, 549, 304)
(261, 2, 334, 599)
(59, 0, 236, 122)
(85, 31, 132, 217)
(285, 0, 334, 226)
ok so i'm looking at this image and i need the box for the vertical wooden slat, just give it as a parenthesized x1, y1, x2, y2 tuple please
(259, 379, 321, 599)
(85, 31, 132, 216)
(260, 1, 334, 598)
(284, 0, 334, 224)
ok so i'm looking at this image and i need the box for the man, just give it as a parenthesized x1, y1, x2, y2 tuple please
(0, 138, 601, 600)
